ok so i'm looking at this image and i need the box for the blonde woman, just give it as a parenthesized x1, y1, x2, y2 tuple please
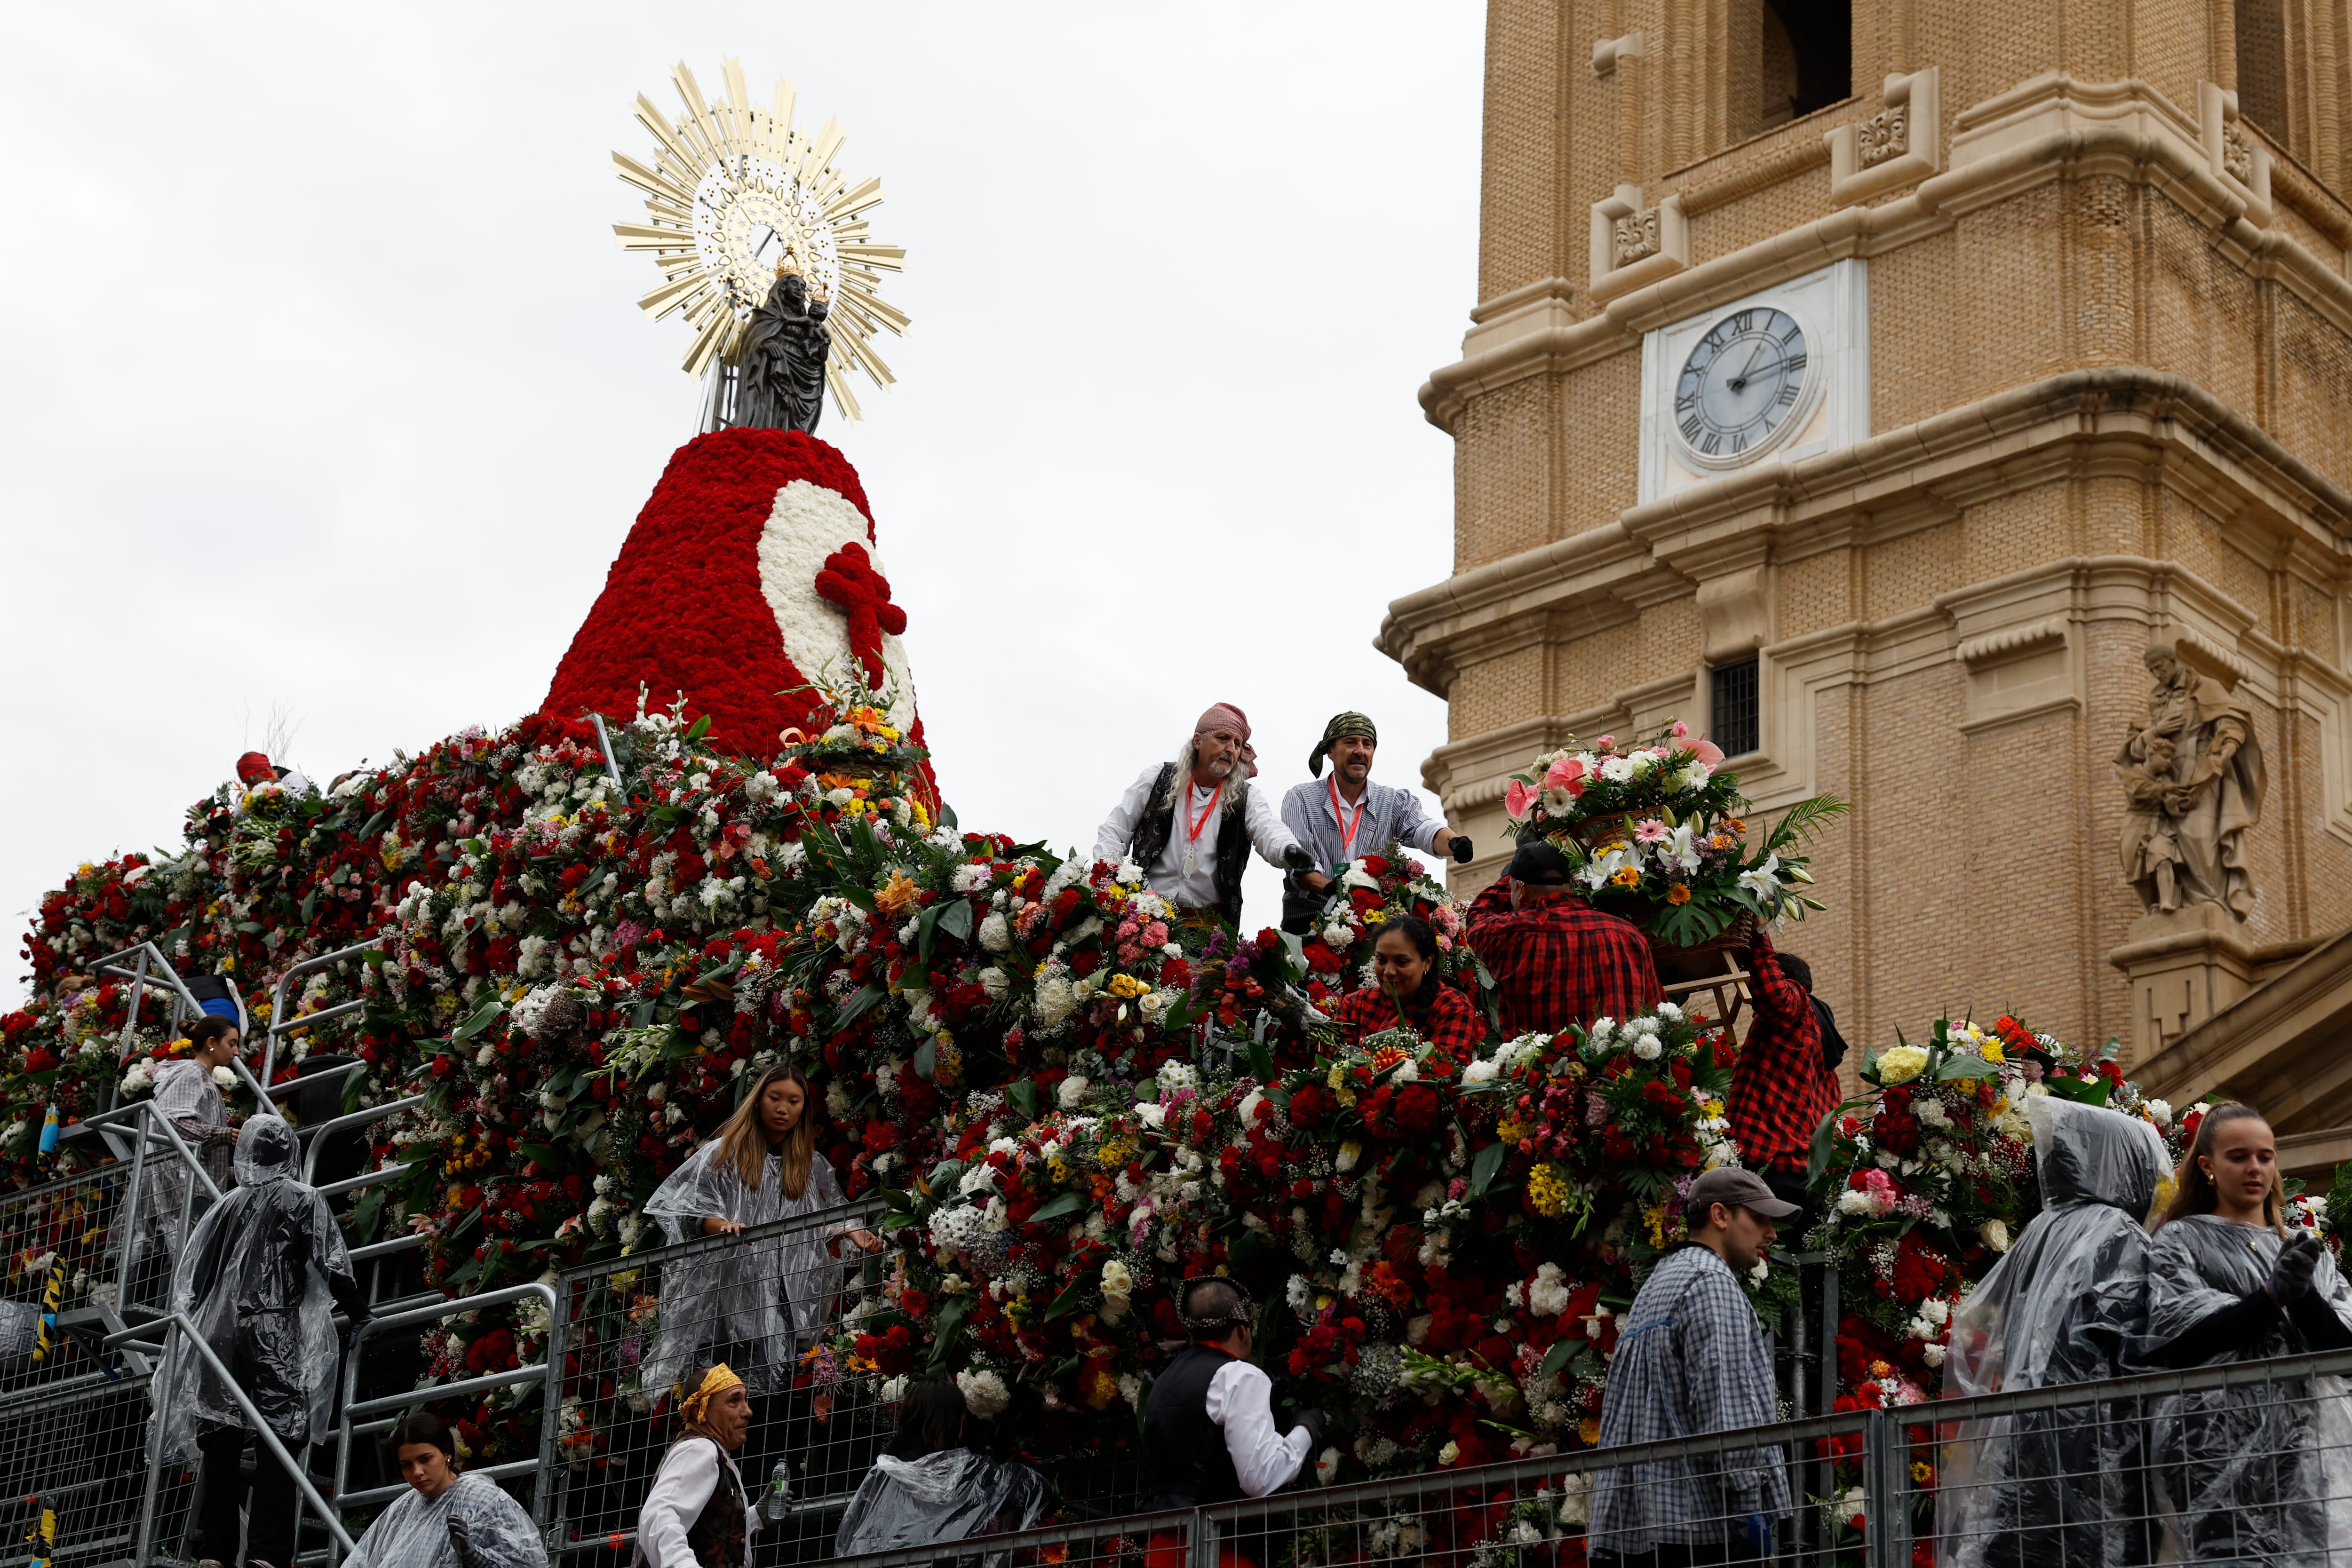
(643, 1063, 882, 1497)
(2140, 1103, 2352, 1560)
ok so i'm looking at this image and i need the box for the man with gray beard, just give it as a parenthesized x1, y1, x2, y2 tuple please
(1093, 702, 1312, 933)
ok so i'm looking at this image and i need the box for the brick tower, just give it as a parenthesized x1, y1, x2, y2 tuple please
(1380, 1, 2352, 1095)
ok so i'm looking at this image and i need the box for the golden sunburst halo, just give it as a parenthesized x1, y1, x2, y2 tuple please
(613, 59, 908, 420)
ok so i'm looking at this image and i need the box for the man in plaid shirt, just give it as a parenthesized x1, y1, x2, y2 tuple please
(1588, 1166, 1798, 1564)
(1728, 931, 1839, 1221)
(1466, 840, 1663, 1036)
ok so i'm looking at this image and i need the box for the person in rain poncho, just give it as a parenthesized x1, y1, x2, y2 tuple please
(836, 1380, 1052, 1566)
(133, 1018, 244, 1293)
(636, 1365, 769, 1568)
(642, 1061, 882, 1489)
(347, 1412, 548, 1568)
(1939, 1095, 2171, 1568)
(2139, 1102, 2352, 1562)
(160, 1115, 369, 1568)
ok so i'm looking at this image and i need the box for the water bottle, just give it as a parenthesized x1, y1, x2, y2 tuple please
(37, 1106, 59, 1156)
(758, 1460, 792, 1523)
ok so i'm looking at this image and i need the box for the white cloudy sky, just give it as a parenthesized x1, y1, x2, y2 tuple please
(0, 4, 1485, 1005)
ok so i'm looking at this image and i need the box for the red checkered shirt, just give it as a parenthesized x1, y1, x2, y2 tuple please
(1466, 881, 1663, 1037)
(1329, 980, 1487, 1058)
(1728, 934, 1839, 1175)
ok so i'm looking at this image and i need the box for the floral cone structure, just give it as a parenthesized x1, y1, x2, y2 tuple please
(542, 427, 933, 797)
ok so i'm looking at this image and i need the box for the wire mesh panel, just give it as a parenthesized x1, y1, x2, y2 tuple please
(544, 1199, 913, 1564)
(0, 1161, 140, 1394)
(0, 1370, 171, 1568)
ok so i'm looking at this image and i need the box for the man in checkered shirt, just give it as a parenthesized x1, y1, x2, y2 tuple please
(1588, 1166, 1798, 1565)
(1728, 929, 1840, 1224)
(1465, 839, 1663, 1035)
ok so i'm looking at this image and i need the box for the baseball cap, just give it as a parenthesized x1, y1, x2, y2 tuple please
(1685, 1166, 1802, 1220)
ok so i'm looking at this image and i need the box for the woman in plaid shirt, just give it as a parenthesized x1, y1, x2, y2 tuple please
(1327, 915, 1485, 1059)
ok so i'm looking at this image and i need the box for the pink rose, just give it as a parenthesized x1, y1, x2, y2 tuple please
(1595, 735, 1616, 751)
(1690, 737, 1726, 767)
(1505, 778, 1534, 821)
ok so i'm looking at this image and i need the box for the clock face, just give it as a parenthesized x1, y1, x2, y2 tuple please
(1672, 307, 1812, 464)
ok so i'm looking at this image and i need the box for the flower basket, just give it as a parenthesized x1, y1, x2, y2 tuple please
(1569, 810, 1641, 853)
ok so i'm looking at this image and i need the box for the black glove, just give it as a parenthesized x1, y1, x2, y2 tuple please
(1281, 844, 1315, 872)
(1449, 835, 1473, 865)
(448, 1514, 489, 1568)
(1292, 1406, 1330, 1449)
(2271, 1234, 2322, 1305)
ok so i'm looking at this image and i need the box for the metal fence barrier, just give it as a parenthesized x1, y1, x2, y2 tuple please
(781, 1346, 2352, 1568)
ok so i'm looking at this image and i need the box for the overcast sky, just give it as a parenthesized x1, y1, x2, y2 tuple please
(0, 3, 1485, 1006)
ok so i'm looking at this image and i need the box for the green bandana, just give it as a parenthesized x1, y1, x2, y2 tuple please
(1310, 712, 1378, 776)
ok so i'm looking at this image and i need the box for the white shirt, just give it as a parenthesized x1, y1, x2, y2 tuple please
(1093, 765, 1302, 911)
(635, 1436, 760, 1568)
(1204, 1358, 1312, 1497)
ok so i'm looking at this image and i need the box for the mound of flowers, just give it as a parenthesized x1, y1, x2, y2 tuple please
(0, 693, 2244, 1511)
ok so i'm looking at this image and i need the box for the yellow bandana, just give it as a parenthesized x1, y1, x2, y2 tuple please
(680, 1363, 743, 1431)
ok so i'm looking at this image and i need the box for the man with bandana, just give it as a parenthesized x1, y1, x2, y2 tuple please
(1279, 713, 1471, 931)
(1095, 703, 1313, 932)
(636, 1364, 773, 1568)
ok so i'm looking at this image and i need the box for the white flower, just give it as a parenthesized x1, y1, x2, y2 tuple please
(1314, 1447, 1341, 1484)
(978, 911, 1012, 952)
(1980, 1219, 2010, 1252)
(2145, 1098, 2173, 1127)
(978, 966, 1010, 1000)
(1527, 1262, 1571, 1316)
(950, 864, 992, 894)
(1462, 1057, 1499, 1085)
(1057, 1075, 1090, 1109)
(1921, 1341, 1948, 1368)
(1114, 859, 1146, 887)
(1836, 1188, 1876, 1216)
(1157, 1061, 1199, 1097)
(1600, 755, 1637, 783)
(1736, 854, 1784, 903)
(1588, 1017, 1617, 1046)
(1632, 1035, 1662, 1061)
(1437, 1440, 1461, 1466)
(212, 1066, 237, 1088)
(1679, 761, 1713, 790)
(1654, 1001, 1684, 1024)
(958, 1164, 999, 1196)
(1136, 1102, 1166, 1130)
(954, 1368, 1011, 1419)
(929, 1205, 987, 1253)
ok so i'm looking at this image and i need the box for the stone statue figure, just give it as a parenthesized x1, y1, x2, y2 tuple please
(733, 266, 831, 436)
(2116, 640, 2265, 918)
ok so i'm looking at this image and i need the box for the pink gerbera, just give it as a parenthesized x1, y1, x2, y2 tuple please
(1633, 818, 1669, 843)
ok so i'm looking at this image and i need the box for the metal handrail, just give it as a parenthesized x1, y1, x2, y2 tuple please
(263, 938, 382, 1084)
(332, 1283, 557, 1563)
(102, 1310, 357, 1556)
(315, 1162, 419, 1200)
(299, 1095, 425, 1183)
(53, 1097, 225, 1205)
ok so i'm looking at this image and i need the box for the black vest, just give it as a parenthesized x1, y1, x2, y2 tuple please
(681, 1440, 747, 1568)
(1140, 1343, 1247, 1511)
(1127, 763, 1252, 927)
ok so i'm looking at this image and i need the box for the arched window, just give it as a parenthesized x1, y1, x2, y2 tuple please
(1759, 0, 1851, 128)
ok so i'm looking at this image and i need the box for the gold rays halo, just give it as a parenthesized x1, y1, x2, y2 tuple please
(613, 59, 908, 420)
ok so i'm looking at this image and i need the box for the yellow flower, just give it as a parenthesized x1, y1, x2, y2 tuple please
(1701, 1098, 1725, 1117)
(1911, 1460, 1935, 1483)
(1527, 1163, 1570, 1217)
(1107, 973, 1152, 999)
(1979, 1041, 2004, 1064)
(1364, 909, 1388, 924)
(1578, 1418, 1601, 1447)
(1049, 1157, 1070, 1184)
(1496, 1118, 1528, 1145)
(1666, 883, 1692, 905)
(1873, 1045, 1930, 1085)
(1611, 866, 1642, 888)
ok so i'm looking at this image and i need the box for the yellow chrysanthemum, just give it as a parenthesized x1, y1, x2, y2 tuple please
(1107, 973, 1152, 999)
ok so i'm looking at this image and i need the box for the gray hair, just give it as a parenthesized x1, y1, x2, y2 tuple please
(1160, 736, 1246, 818)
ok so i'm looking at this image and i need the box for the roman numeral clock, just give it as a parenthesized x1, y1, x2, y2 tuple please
(1637, 259, 1868, 503)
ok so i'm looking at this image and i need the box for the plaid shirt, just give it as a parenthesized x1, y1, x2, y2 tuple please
(1329, 981, 1486, 1057)
(1589, 1246, 1792, 1551)
(1728, 936, 1838, 1175)
(1465, 881, 1663, 1037)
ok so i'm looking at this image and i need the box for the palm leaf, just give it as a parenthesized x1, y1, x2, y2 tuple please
(1764, 794, 1850, 852)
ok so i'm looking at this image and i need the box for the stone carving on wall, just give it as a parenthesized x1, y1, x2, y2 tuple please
(2116, 640, 2266, 918)
(1857, 105, 1908, 168)
(1612, 208, 1662, 268)
(2222, 123, 2254, 185)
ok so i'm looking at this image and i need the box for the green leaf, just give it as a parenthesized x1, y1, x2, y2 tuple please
(631, 998, 658, 1028)
(517, 1142, 564, 1171)
(1935, 1053, 2002, 1083)
(1536, 1338, 1589, 1383)
(929, 1158, 966, 1194)
(452, 998, 503, 1040)
(300, 887, 320, 924)
(939, 801, 960, 831)
(1134, 1082, 1159, 1103)
(1005, 1080, 1038, 1117)
(833, 984, 884, 1029)
(2041, 1073, 2112, 1106)
(917, 904, 941, 965)
(358, 808, 390, 842)
(1031, 1191, 1086, 1223)
(935, 901, 974, 943)
(1247, 1035, 1274, 1084)
(685, 714, 713, 742)
(923, 1298, 970, 1376)
(912, 1037, 938, 1081)
(1044, 1269, 1094, 1320)
(1470, 1139, 1508, 1199)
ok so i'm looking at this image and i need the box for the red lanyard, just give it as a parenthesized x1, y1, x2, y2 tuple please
(1184, 780, 1225, 844)
(1328, 776, 1368, 860)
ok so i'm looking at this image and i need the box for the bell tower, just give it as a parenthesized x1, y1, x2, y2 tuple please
(1382, 0, 2352, 1076)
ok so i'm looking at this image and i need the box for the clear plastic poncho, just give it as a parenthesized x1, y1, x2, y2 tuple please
(348, 1471, 550, 1568)
(1938, 1096, 2170, 1568)
(135, 1058, 231, 1259)
(834, 1451, 1052, 1567)
(642, 1140, 854, 1397)
(2139, 1211, 2352, 1563)
(157, 1116, 358, 1456)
